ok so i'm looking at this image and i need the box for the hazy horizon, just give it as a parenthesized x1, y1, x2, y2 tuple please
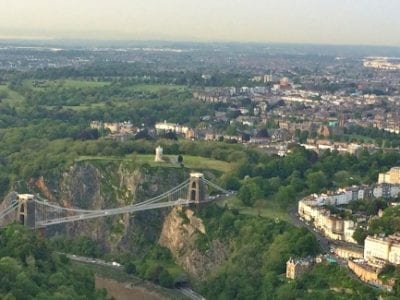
(1, 0, 400, 47)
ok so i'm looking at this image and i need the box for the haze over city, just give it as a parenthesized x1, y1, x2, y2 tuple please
(1, 0, 400, 46)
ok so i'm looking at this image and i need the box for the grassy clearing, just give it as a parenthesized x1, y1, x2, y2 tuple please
(22, 79, 109, 90)
(55, 102, 108, 111)
(76, 154, 233, 173)
(61, 79, 109, 88)
(134, 154, 233, 173)
(125, 84, 186, 93)
(219, 196, 291, 222)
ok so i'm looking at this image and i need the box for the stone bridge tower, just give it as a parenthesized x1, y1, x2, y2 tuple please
(187, 173, 207, 204)
(15, 194, 36, 228)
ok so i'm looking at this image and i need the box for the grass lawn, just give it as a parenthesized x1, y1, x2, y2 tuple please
(22, 79, 109, 90)
(56, 102, 108, 112)
(125, 84, 186, 93)
(76, 154, 234, 174)
(61, 79, 110, 88)
(219, 196, 291, 222)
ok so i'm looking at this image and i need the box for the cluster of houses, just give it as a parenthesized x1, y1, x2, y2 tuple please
(90, 121, 138, 135)
(291, 167, 400, 290)
(298, 186, 400, 245)
(155, 121, 195, 139)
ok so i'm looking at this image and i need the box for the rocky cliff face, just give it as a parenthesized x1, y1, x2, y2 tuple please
(33, 161, 186, 254)
(159, 206, 228, 279)
(26, 160, 226, 277)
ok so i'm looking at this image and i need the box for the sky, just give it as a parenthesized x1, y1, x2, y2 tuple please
(0, 0, 400, 46)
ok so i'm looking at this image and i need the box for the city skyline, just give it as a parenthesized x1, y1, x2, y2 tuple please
(0, 0, 400, 46)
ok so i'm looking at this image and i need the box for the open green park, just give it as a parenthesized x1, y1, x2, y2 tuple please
(76, 154, 233, 173)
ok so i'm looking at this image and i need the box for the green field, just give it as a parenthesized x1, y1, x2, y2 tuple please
(76, 154, 234, 173)
(219, 196, 291, 222)
(125, 84, 186, 93)
(58, 102, 108, 111)
(22, 79, 110, 90)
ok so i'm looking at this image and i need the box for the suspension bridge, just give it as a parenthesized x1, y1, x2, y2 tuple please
(0, 173, 232, 229)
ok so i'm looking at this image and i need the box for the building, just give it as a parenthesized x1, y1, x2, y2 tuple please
(155, 121, 194, 139)
(333, 246, 363, 260)
(90, 121, 137, 135)
(378, 167, 400, 184)
(364, 234, 400, 265)
(348, 258, 395, 291)
(204, 133, 243, 143)
(154, 146, 164, 162)
(298, 199, 357, 243)
(264, 74, 273, 83)
(286, 257, 314, 279)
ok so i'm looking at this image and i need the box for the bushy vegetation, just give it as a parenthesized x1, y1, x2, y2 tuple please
(195, 204, 378, 299)
(0, 224, 106, 299)
(353, 205, 400, 246)
(341, 125, 400, 148)
(49, 235, 103, 258)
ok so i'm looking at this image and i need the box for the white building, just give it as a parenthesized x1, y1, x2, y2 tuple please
(364, 235, 400, 265)
(298, 197, 356, 243)
(155, 121, 191, 136)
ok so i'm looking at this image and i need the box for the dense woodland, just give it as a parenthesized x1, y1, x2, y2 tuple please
(0, 224, 106, 299)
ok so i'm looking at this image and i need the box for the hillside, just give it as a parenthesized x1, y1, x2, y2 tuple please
(0, 224, 106, 299)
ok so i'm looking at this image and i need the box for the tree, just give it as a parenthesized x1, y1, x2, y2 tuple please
(177, 154, 183, 164)
(238, 184, 253, 206)
(353, 227, 368, 245)
(238, 180, 262, 206)
(125, 262, 137, 275)
(333, 170, 354, 187)
(221, 174, 241, 191)
(158, 269, 174, 288)
(306, 171, 328, 193)
(275, 185, 296, 208)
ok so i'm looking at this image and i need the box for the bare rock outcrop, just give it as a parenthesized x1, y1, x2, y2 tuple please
(159, 206, 227, 279)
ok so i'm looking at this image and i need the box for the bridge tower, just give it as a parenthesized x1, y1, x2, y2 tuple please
(15, 194, 36, 228)
(187, 173, 207, 204)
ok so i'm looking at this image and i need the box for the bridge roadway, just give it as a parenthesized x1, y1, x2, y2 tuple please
(0, 175, 232, 228)
(36, 198, 195, 227)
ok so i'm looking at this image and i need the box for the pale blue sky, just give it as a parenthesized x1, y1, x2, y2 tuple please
(0, 0, 399, 45)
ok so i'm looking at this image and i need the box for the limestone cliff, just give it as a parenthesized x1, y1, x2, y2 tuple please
(159, 206, 228, 279)
(21, 160, 226, 278)
(33, 160, 187, 255)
